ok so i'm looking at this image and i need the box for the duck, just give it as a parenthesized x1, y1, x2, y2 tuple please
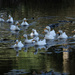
(57, 30, 68, 39)
(72, 30, 75, 37)
(10, 21, 20, 31)
(0, 15, 4, 22)
(21, 18, 29, 26)
(6, 15, 13, 23)
(13, 40, 24, 48)
(44, 26, 56, 37)
(30, 29, 39, 38)
(44, 29, 55, 39)
(33, 37, 46, 46)
(23, 34, 35, 44)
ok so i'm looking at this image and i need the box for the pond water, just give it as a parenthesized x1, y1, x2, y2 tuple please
(0, 0, 75, 75)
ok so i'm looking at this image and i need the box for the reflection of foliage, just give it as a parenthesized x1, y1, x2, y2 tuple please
(0, 44, 63, 73)
(0, 0, 75, 18)
(11, 46, 63, 72)
(0, 47, 16, 74)
(47, 46, 63, 72)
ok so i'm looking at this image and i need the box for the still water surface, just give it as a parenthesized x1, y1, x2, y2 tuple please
(0, 0, 75, 75)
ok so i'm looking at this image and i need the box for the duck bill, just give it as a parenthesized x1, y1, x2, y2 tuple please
(16, 42, 18, 44)
(21, 36, 24, 38)
(9, 17, 11, 19)
(57, 32, 60, 34)
(24, 20, 26, 22)
(72, 31, 75, 33)
(44, 28, 47, 30)
(17, 23, 19, 25)
(1, 16, 4, 18)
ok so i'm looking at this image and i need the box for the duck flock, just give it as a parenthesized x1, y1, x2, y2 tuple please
(1, 14, 75, 75)
(0, 14, 75, 54)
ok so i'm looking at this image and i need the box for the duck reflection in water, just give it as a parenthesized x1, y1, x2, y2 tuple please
(46, 39, 55, 45)
(34, 45, 47, 50)
(21, 25, 29, 33)
(4, 69, 29, 75)
(33, 45, 48, 55)
(11, 30, 19, 35)
(30, 69, 58, 75)
(16, 50, 19, 56)
(10, 30, 20, 38)
(34, 49, 38, 55)
(24, 43, 35, 52)
(24, 46, 28, 52)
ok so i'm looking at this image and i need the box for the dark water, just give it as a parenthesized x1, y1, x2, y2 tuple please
(0, 0, 75, 75)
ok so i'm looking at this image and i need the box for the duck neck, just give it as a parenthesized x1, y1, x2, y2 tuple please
(46, 30, 50, 34)
(48, 28, 51, 32)
(25, 35, 28, 40)
(34, 30, 37, 34)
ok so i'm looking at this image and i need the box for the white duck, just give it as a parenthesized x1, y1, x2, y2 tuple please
(44, 29, 55, 39)
(21, 18, 29, 26)
(13, 40, 24, 48)
(44, 26, 56, 37)
(7, 15, 13, 23)
(10, 21, 20, 31)
(23, 34, 35, 44)
(57, 30, 68, 39)
(0, 15, 4, 22)
(30, 29, 39, 38)
(33, 37, 46, 46)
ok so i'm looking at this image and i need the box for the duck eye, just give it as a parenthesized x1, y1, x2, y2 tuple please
(58, 33, 60, 35)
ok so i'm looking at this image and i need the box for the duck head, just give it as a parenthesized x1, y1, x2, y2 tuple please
(15, 21, 19, 25)
(1, 15, 4, 18)
(72, 30, 75, 33)
(23, 34, 27, 38)
(23, 18, 27, 22)
(44, 26, 51, 31)
(57, 30, 63, 35)
(32, 29, 37, 34)
(16, 40, 19, 44)
(43, 29, 49, 33)
(8, 15, 11, 19)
